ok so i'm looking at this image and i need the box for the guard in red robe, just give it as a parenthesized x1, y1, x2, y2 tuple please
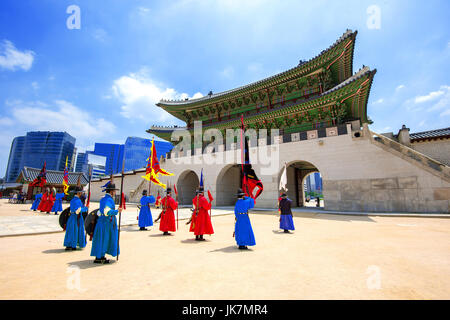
(43, 188, 56, 214)
(191, 187, 213, 241)
(155, 192, 162, 209)
(38, 189, 50, 212)
(159, 188, 178, 235)
(38, 188, 55, 214)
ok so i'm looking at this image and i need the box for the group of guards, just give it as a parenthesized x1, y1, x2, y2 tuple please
(30, 182, 296, 264)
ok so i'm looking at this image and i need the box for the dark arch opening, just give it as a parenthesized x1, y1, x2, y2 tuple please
(216, 164, 241, 206)
(176, 170, 199, 206)
(279, 161, 323, 208)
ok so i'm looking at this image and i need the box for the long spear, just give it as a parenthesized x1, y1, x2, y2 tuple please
(174, 183, 179, 229)
(86, 166, 92, 209)
(117, 160, 125, 261)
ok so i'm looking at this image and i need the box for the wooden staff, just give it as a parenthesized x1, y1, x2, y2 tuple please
(174, 183, 179, 230)
(117, 160, 125, 261)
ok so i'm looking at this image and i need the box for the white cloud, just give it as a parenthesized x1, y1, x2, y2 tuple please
(4, 99, 116, 143)
(31, 81, 39, 90)
(372, 98, 384, 105)
(219, 66, 235, 79)
(92, 28, 109, 43)
(0, 40, 35, 71)
(395, 84, 405, 92)
(440, 109, 450, 117)
(111, 68, 202, 123)
(414, 87, 446, 103)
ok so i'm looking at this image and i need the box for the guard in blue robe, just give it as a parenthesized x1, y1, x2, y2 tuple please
(279, 193, 295, 233)
(30, 193, 42, 211)
(64, 187, 88, 250)
(90, 182, 121, 264)
(51, 192, 65, 215)
(234, 188, 256, 250)
(139, 190, 156, 230)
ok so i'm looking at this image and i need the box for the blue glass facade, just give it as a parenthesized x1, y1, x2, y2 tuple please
(5, 136, 26, 183)
(93, 143, 124, 175)
(123, 137, 173, 172)
(5, 131, 76, 183)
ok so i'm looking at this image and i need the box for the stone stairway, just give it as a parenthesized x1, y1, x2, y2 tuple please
(365, 124, 450, 183)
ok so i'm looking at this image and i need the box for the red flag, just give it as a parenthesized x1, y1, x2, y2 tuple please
(86, 191, 91, 207)
(30, 162, 47, 188)
(207, 190, 214, 202)
(120, 192, 126, 210)
(173, 184, 178, 196)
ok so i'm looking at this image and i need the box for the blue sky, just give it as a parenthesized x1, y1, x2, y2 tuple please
(0, 0, 449, 176)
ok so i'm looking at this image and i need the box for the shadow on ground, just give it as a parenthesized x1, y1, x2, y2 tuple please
(42, 248, 70, 254)
(209, 245, 254, 253)
(67, 259, 117, 270)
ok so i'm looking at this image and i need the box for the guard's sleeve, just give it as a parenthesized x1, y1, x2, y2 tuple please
(170, 197, 178, 210)
(148, 195, 156, 204)
(246, 197, 255, 210)
(200, 197, 211, 210)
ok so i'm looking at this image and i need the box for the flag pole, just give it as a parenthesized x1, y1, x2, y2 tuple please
(175, 182, 179, 230)
(117, 160, 125, 261)
(87, 166, 92, 208)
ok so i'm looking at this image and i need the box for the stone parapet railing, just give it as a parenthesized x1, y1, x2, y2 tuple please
(367, 125, 450, 183)
(166, 123, 350, 159)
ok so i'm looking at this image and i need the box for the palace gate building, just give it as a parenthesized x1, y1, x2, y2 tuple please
(90, 30, 450, 213)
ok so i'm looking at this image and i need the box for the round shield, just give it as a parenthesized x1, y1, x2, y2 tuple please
(85, 209, 99, 236)
(82, 210, 88, 221)
(59, 207, 70, 229)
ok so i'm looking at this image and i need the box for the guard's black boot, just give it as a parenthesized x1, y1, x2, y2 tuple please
(238, 245, 245, 250)
(163, 231, 169, 235)
(65, 247, 71, 251)
(94, 257, 102, 263)
(140, 227, 146, 231)
(101, 256, 110, 264)
(284, 229, 290, 233)
(71, 247, 77, 250)
(199, 235, 205, 241)
(195, 235, 200, 241)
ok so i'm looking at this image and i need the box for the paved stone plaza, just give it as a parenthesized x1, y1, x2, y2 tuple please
(0, 200, 449, 299)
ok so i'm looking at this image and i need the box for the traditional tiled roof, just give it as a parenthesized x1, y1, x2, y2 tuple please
(410, 127, 450, 142)
(158, 29, 356, 107)
(17, 167, 88, 185)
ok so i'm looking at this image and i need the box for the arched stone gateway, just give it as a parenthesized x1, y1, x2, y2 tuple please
(279, 161, 322, 208)
(216, 164, 241, 206)
(176, 170, 199, 206)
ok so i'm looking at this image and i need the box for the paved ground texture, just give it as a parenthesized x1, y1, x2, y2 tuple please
(0, 200, 449, 299)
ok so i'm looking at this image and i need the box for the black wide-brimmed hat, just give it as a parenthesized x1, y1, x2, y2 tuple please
(142, 189, 148, 196)
(166, 187, 172, 193)
(103, 182, 119, 192)
(280, 193, 287, 198)
(70, 186, 84, 194)
(236, 188, 245, 197)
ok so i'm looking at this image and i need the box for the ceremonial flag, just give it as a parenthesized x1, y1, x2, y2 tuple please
(30, 162, 47, 188)
(173, 184, 178, 196)
(120, 192, 126, 210)
(240, 115, 263, 199)
(63, 156, 69, 195)
(207, 190, 214, 203)
(142, 138, 174, 188)
(279, 163, 288, 192)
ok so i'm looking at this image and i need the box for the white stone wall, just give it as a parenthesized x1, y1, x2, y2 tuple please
(411, 139, 450, 166)
(89, 124, 449, 213)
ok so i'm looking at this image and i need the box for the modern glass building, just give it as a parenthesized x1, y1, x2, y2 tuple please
(5, 131, 76, 183)
(5, 136, 26, 183)
(92, 143, 124, 175)
(123, 137, 173, 172)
